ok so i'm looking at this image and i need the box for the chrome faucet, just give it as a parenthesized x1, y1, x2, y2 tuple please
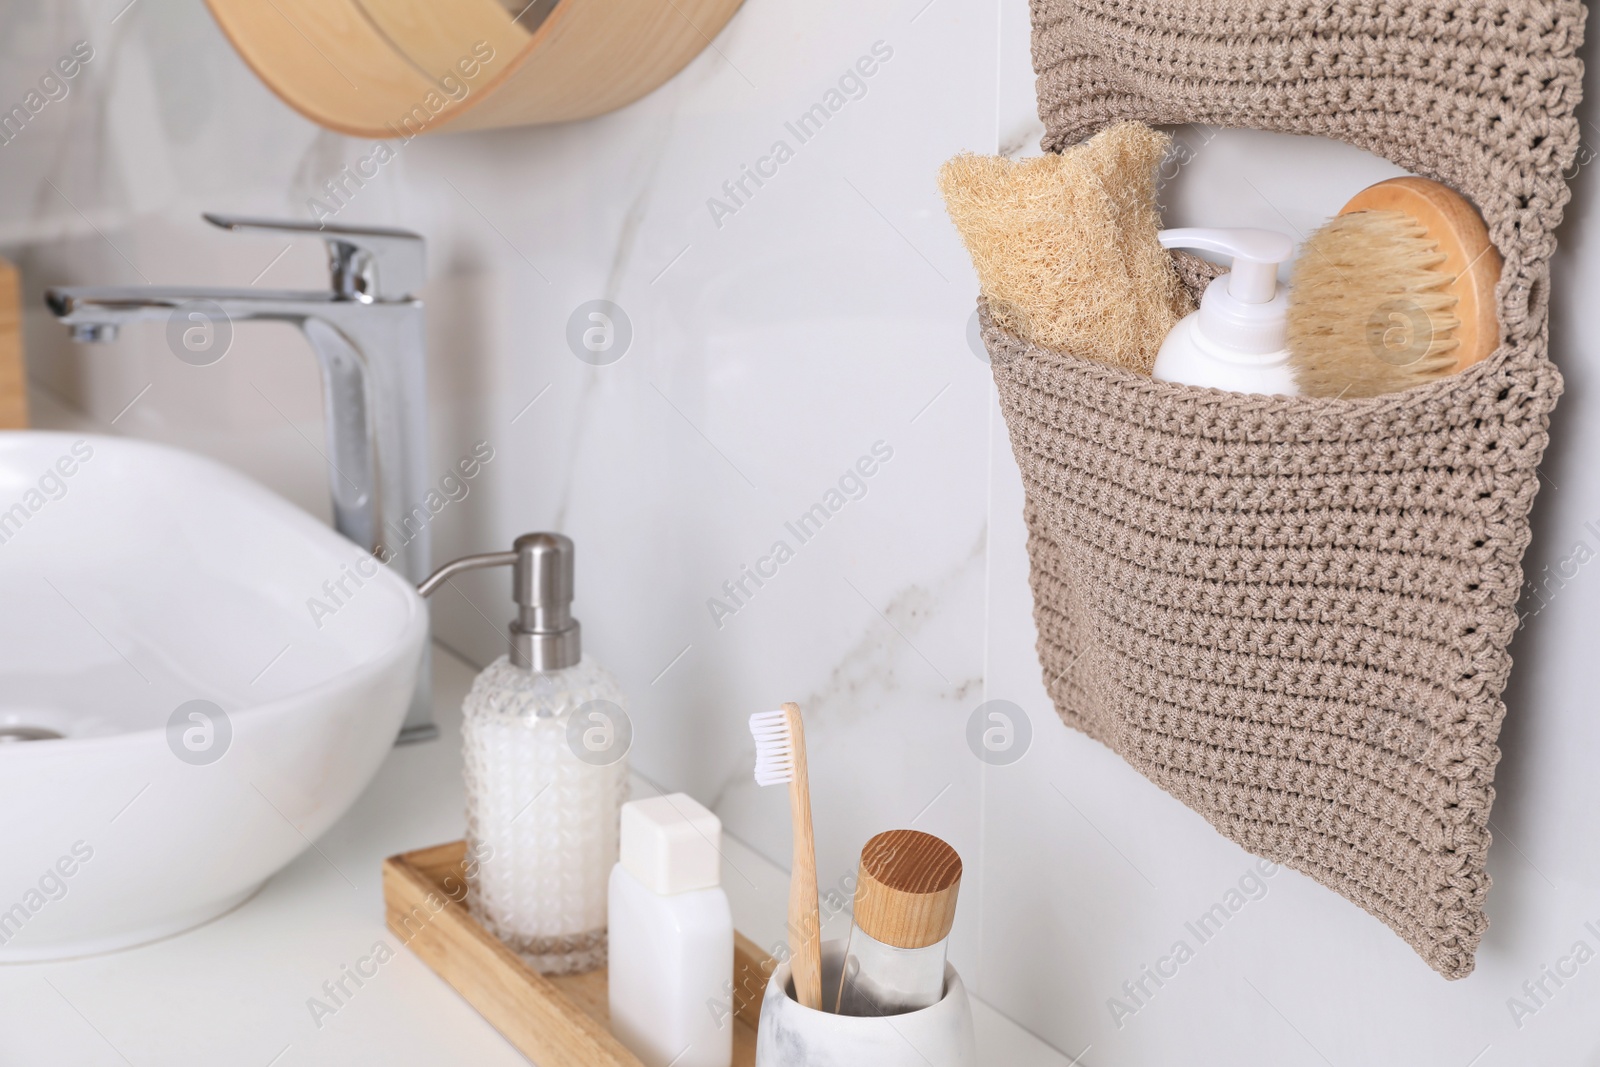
(45, 214, 439, 744)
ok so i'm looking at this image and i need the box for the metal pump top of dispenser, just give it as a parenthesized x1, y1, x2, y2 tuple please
(416, 532, 582, 672)
(509, 533, 581, 671)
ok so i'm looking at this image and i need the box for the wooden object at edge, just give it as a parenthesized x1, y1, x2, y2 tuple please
(383, 840, 771, 1066)
(0, 259, 27, 430)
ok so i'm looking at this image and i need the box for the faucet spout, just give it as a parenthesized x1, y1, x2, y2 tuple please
(45, 217, 438, 743)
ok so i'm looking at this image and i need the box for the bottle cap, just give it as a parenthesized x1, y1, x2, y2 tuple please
(621, 794, 723, 895)
(510, 532, 581, 671)
(852, 829, 962, 950)
(1158, 227, 1295, 354)
(415, 531, 582, 671)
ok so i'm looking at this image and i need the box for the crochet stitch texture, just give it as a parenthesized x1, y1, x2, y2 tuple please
(987, 0, 1585, 977)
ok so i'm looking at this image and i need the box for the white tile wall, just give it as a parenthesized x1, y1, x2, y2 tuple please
(6, 1, 1600, 1063)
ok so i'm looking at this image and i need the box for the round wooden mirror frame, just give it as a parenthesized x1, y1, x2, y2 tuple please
(204, 0, 746, 138)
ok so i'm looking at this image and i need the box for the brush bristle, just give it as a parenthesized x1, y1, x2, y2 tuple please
(748, 709, 795, 787)
(1286, 209, 1463, 398)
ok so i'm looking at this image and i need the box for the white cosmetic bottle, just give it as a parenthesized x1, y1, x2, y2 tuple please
(1152, 228, 1299, 395)
(608, 793, 734, 1067)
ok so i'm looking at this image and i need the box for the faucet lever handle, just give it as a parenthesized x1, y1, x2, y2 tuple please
(203, 214, 426, 302)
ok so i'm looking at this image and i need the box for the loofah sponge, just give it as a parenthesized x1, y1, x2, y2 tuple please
(938, 122, 1192, 374)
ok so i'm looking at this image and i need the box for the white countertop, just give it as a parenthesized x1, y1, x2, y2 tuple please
(0, 643, 1067, 1066)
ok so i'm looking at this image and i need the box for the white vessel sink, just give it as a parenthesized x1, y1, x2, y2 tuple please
(0, 432, 427, 960)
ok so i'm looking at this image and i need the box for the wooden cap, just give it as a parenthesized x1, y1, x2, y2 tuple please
(852, 830, 962, 950)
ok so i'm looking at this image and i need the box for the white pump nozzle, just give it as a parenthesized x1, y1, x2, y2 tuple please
(1157, 228, 1294, 304)
(1153, 227, 1295, 362)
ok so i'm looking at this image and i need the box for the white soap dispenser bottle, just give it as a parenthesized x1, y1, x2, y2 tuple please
(419, 533, 629, 975)
(608, 793, 734, 1067)
(1152, 228, 1299, 395)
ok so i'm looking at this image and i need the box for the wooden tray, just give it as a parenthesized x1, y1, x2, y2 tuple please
(383, 841, 769, 1066)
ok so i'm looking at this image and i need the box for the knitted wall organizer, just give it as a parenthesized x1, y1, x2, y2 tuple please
(986, 0, 1586, 978)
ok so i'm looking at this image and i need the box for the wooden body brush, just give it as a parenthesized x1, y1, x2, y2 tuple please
(1287, 176, 1502, 397)
(749, 702, 823, 1010)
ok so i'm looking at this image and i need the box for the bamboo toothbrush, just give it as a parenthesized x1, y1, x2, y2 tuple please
(749, 702, 823, 1011)
(1287, 176, 1502, 397)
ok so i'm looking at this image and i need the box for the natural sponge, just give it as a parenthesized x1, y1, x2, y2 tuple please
(938, 122, 1191, 373)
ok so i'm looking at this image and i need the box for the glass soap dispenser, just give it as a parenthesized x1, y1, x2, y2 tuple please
(419, 532, 629, 974)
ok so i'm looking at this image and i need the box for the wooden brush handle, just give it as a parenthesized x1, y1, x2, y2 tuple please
(1341, 176, 1502, 374)
(782, 701, 823, 1010)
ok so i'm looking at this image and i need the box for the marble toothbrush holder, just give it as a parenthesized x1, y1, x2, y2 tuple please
(755, 940, 977, 1067)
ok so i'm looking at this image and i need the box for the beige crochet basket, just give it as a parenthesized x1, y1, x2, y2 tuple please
(988, 0, 1586, 979)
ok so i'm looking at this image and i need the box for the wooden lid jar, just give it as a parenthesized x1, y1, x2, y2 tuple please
(841, 830, 963, 1015)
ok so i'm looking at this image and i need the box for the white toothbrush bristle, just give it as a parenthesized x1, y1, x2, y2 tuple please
(748, 709, 795, 786)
